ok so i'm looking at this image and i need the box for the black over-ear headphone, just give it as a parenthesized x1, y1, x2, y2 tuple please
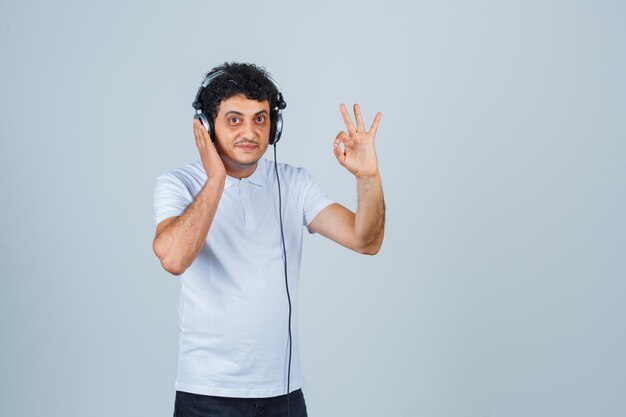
(192, 70, 287, 145)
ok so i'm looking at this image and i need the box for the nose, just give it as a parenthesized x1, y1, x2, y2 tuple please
(239, 119, 257, 141)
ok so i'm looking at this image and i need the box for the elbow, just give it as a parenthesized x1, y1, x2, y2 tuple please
(360, 244, 381, 256)
(367, 246, 382, 256)
(153, 239, 187, 276)
(160, 258, 187, 276)
(357, 234, 384, 256)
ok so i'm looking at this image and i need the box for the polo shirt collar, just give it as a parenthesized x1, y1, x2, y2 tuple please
(224, 159, 267, 189)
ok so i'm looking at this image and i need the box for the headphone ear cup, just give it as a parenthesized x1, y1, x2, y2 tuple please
(207, 118, 216, 143)
(270, 111, 283, 145)
(269, 112, 277, 145)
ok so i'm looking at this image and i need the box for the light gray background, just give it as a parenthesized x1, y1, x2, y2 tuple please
(1, 0, 624, 416)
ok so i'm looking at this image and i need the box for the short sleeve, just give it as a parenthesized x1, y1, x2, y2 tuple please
(302, 171, 335, 234)
(153, 173, 194, 226)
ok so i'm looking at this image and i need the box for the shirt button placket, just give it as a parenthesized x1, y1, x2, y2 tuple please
(239, 179, 256, 230)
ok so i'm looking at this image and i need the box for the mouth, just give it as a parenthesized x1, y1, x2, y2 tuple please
(235, 143, 259, 151)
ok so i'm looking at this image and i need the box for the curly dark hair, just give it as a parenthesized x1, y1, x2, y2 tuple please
(197, 62, 280, 121)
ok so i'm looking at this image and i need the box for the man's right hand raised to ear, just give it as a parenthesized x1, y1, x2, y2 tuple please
(151, 119, 226, 276)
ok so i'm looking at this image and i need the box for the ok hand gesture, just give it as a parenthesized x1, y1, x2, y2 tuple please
(333, 103, 382, 178)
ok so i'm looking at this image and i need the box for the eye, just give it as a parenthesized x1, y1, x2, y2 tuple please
(229, 117, 240, 124)
(255, 116, 266, 124)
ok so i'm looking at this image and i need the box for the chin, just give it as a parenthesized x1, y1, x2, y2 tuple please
(237, 152, 263, 163)
(229, 154, 263, 169)
(238, 149, 267, 162)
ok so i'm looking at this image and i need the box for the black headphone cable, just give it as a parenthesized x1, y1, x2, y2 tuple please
(274, 144, 292, 417)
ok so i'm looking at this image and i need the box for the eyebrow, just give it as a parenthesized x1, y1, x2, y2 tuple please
(223, 110, 269, 117)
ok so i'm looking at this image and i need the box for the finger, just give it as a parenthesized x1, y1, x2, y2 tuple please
(194, 119, 211, 151)
(194, 119, 211, 147)
(334, 131, 351, 153)
(193, 119, 203, 149)
(354, 103, 365, 132)
(339, 103, 356, 134)
(334, 130, 349, 145)
(333, 140, 345, 167)
(368, 112, 382, 137)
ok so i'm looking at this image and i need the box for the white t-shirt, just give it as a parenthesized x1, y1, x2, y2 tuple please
(153, 158, 334, 398)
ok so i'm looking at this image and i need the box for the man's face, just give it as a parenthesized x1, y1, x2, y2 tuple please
(213, 94, 271, 176)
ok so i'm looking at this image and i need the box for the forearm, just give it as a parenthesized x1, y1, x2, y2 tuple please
(354, 172, 385, 254)
(153, 176, 225, 275)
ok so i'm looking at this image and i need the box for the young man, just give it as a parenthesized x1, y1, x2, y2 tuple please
(152, 62, 384, 416)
